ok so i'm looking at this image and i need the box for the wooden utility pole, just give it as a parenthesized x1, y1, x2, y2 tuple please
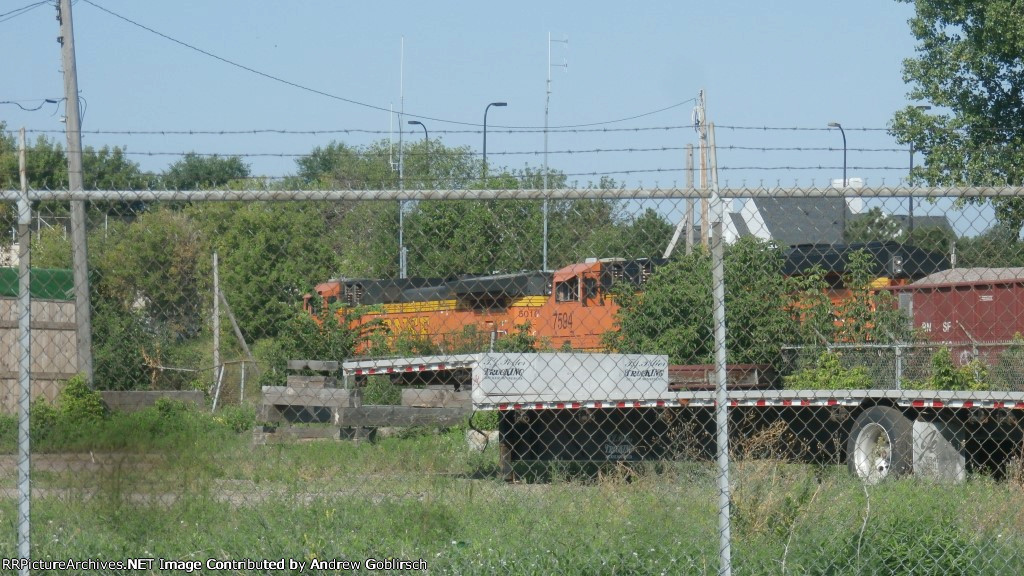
(58, 0, 94, 384)
(685, 144, 695, 254)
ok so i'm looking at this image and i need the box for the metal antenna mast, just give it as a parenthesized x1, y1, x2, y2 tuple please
(398, 37, 407, 278)
(544, 32, 567, 272)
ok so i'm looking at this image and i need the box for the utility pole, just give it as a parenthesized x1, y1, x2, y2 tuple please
(544, 32, 567, 272)
(58, 0, 94, 385)
(696, 90, 709, 248)
(685, 144, 695, 254)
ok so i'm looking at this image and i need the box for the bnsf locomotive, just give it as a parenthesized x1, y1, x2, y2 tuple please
(303, 241, 951, 355)
(304, 259, 665, 352)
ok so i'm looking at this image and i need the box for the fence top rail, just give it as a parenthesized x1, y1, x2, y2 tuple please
(783, 340, 1024, 350)
(3, 186, 1024, 202)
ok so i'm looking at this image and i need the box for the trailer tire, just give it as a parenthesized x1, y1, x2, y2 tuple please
(847, 406, 913, 483)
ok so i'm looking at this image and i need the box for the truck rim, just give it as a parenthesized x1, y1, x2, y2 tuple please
(853, 422, 891, 483)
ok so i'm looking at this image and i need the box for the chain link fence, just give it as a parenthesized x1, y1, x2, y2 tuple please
(2, 184, 1024, 574)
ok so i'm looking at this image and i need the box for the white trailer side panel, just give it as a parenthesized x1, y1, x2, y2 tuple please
(471, 353, 669, 404)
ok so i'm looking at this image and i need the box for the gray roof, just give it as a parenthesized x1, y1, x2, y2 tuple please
(910, 267, 1024, 287)
(752, 198, 849, 245)
(729, 212, 751, 238)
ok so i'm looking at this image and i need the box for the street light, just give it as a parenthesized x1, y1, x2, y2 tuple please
(483, 102, 507, 180)
(407, 120, 429, 179)
(908, 105, 932, 237)
(828, 122, 848, 243)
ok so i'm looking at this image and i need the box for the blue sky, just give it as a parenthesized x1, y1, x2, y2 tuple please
(0, 0, 946, 212)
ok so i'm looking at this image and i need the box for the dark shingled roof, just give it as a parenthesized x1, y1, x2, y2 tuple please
(752, 197, 849, 245)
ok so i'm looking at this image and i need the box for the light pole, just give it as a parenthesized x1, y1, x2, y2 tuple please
(908, 105, 932, 238)
(828, 122, 847, 242)
(408, 120, 429, 180)
(483, 102, 507, 180)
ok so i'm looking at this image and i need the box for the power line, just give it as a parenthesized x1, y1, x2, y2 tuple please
(0, 98, 61, 112)
(0, 0, 48, 24)
(81, 0, 693, 130)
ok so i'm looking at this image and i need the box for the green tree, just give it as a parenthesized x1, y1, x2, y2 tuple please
(100, 208, 207, 340)
(955, 225, 1024, 268)
(161, 153, 250, 189)
(614, 208, 674, 260)
(191, 202, 341, 341)
(889, 0, 1024, 230)
(610, 237, 796, 365)
(0, 125, 67, 191)
(845, 207, 904, 243)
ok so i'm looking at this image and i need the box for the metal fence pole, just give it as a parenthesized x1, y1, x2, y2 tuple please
(708, 123, 732, 575)
(16, 128, 32, 574)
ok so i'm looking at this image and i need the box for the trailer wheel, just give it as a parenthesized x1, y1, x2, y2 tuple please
(847, 406, 913, 483)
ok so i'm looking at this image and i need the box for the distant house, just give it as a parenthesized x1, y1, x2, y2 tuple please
(724, 197, 952, 246)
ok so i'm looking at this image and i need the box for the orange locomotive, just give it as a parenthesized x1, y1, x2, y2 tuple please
(304, 259, 664, 353)
(303, 242, 950, 354)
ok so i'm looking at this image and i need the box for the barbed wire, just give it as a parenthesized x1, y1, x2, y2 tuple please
(99, 146, 914, 159)
(20, 125, 698, 136)
(717, 125, 893, 132)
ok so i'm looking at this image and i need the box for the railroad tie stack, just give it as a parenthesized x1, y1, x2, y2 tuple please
(255, 360, 472, 445)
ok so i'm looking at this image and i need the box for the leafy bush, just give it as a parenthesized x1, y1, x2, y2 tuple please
(363, 375, 401, 405)
(255, 307, 362, 388)
(469, 410, 499, 431)
(904, 348, 988, 391)
(213, 404, 256, 433)
(784, 351, 873, 390)
(29, 399, 59, 444)
(493, 322, 538, 353)
(991, 333, 1024, 391)
(58, 374, 108, 425)
(0, 413, 16, 452)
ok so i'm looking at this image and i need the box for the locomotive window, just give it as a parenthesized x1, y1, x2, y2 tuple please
(584, 278, 599, 299)
(306, 294, 321, 314)
(344, 283, 364, 306)
(556, 278, 580, 302)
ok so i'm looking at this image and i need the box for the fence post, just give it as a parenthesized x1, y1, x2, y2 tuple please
(16, 127, 32, 575)
(708, 123, 732, 576)
(895, 343, 903, 390)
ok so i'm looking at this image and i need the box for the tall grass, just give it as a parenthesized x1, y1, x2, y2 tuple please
(0, 405, 1023, 574)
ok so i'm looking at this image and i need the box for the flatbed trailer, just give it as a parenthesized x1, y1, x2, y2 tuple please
(342, 353, 1024, 482)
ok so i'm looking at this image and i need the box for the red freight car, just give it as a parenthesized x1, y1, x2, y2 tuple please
(898, 267, 1024, 362)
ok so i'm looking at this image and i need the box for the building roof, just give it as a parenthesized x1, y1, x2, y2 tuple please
(729, 212, 751, 238)
(751, 197, 849, 245)
(910, 267, 1024, 288)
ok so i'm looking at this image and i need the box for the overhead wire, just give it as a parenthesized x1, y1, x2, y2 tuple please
(0, 0, 48, 24)
(0, 98, 61, 112)
(81, 0, 693, 130)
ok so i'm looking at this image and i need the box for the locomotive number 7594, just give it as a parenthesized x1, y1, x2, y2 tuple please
(553, 311, 573, 331)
